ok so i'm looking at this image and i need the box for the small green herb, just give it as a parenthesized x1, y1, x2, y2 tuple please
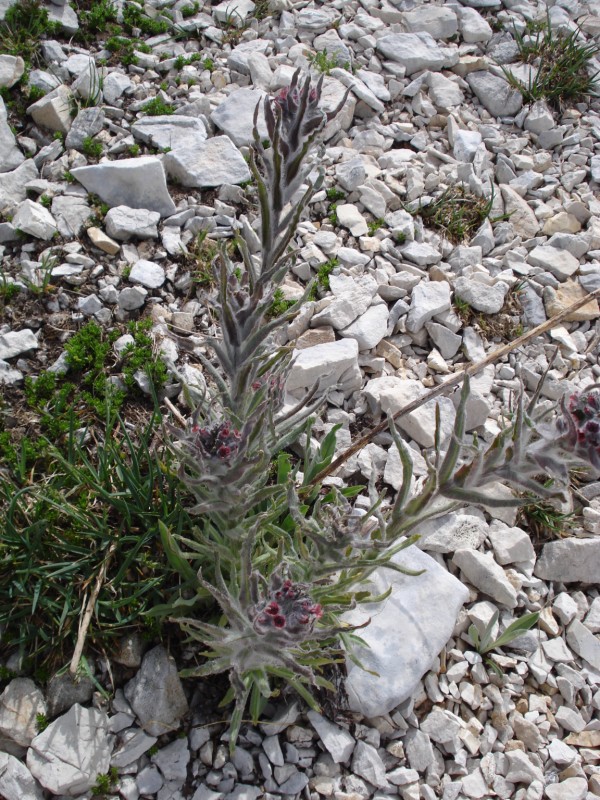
(142, 96, 175, 116)
(82, 136, 103, 159)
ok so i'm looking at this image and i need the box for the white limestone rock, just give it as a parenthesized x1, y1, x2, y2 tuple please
(124, 646, 189, 736)
(131, 116, 208, 152)
(164, 136, 251, 188)
(376, 32, 458, 75)
(71, 157, 176, 217)
(27, 85, 73, 134)
(488, 521, 535, 565)
(0, 159, 39, 213)
(0, 55, 24, 88)
(466, 71, 523, 118)
(406, 281, 452, 332)
(534, 538, 600, 584)
(287, 338, 361, 398)
(454, 277, 509, 314)
(306, 711, 355, 763)
(0, 97, 24, 173)
(339, 303, 389, 350)
(400, 6, 458, 39)
(452, 549, 518, 608)
(377, 377, 456, 448)
(527, 245, 580, 281)
(11, 199, 57, 240)
(336, 203, 368, 237)
(129, 260, 166, 289)
(0, 752, 44, 800)
(566, 619, 600, 670)
(105, 206, 160, 241)
(0, 679, 46, 748)
(343, 546, 469, 717)
(457, 7, 493, 42)
(500, 185, 540, 238)
(211, 87, 267, 147)
(0, 329, 38, 360)
(418, 512, 488, 554)
(27, 704, 111, 796)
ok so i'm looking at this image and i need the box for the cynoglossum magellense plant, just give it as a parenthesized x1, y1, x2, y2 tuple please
(160, 72, 599, 750)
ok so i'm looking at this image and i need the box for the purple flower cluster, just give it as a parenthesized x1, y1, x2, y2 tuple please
(191, 421, 242, 461)
(252, 577, 323, 638)
(557, 386, 600, 469)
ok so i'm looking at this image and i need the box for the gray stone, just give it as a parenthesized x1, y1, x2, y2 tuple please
(0, 679, 46, 747)
(406, 281, 452, 332)
(46, 672, 94, 718)
(287, 338, 361, 398)
(152, 738, 190, 782)
(12, 199, 57, 240)
(27, 85, 73, 134)
(71, 157, 176, 217)
(351, 741, 388, 789)
(51, 195, 91, 237)
(400, 6, 458, 39)
(376, 32, 458, 75)
(458, 7, 493, 42)
(524, 100, 554, 134)
(566, 619, 600, 670)
(335, 157, 366, 192)
(306, 711, 354, 763)
(545, 777, 588, 800)
(418, 512, 488, 554)
(27, 704, 111, 796)
(78, 294, 103, 315)
(421, 708, 463, 745)
(124, 645, 189, 736)
(0, 97, 24, 173)
(453, 549, 518, 607)
(164, 136, 251, 188)
(118, 286, 148, 311)
(452, 129, 482, 163)
(129, 259, 165, 289)
(64, 107, 104, 151)
(211, 87, 267, 147)
(376, 377, 456, 448)
(534, 538, 600, 584)
(466, 71, 523, 117)
(404, 728, 434, 771)
(0, 159, 38, 213)
(0, 55, 24, 88)
(136, 765, 164, 795)
(527, 245, 580, 281)
(0, 752, 44, 800)
(339, 303, 389, 350)
(105, 206, 160, 241)
(454, 277, 509, 314)
(111, 729, 157, 768)
(102, 71, 133, 104)
(0, 329, 38, 360)
(0, 359, 23, 385)
(488, 521, 535, 565)
(500, 185, 540, 238)
(343, 546, 469, 717)
(132, 116, 208, 152)
(400, 240, 442, 266)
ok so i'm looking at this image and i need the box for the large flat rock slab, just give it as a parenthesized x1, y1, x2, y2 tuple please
(343, 546, 469, 717)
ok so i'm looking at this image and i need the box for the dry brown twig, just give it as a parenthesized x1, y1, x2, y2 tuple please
(307, 286, 600, 487)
